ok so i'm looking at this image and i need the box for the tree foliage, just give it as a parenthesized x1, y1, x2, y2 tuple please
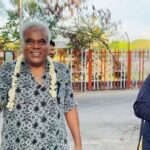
(0, 0, 119, 52)
(0, 0, 84, 51)
(0, 11, 20, 51)
(109, 39, 150, 51)
(59, 6, 118, 50)
(9, 0, 84, 38)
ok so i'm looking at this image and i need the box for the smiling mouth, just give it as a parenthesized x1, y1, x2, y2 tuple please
(31, 51, 41, 57)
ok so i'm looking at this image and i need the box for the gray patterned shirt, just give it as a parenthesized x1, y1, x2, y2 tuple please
(0, 60, 77, 150)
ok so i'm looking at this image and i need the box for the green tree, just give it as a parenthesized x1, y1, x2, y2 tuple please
(9, 0, 84, 38)
(109, 41, 128, 51)
(59, 7, 118, 50)
(0, 0, 84, 51)
(0, 11, 20, 51)
(109, 39, 150, 51)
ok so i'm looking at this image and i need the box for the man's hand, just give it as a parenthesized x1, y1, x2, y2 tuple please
(65, 108, 82, 150)
(74, 144, 82, 150)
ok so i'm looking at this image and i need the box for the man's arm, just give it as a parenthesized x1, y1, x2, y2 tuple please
(65, 108, 82, 150)
(63, 66, 82, 149)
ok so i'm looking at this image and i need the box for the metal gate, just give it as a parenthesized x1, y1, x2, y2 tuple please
(54, 49, 149, 91)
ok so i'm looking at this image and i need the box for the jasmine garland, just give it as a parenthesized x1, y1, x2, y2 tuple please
(7, 55, 57, 111)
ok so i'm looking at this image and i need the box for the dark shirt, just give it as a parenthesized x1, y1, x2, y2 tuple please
(134, 74, 150, 149)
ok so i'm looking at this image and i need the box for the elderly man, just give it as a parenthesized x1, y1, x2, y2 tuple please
(0, 20, 82, 150)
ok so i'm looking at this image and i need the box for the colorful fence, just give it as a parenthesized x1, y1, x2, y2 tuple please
(54, 49, 150, 91)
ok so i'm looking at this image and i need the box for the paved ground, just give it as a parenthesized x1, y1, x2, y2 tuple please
(0, 90, 141, 150)
(69, 89, 140, 150)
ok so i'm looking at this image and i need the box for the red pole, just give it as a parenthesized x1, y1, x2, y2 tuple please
(142, 50, 144, 84)
(63, 50, 65, 64)
(100, 50, 103, 89)
(88, 49, 92, 91)
(127, 50, 131, 89)
(59, 49, 63, 62)
(104, 49, 106, 89)
(113, 50, 116, 89)
(138, 50, 141, 88)
(117, 50, 120, 89)
(73, 49, 76, 82)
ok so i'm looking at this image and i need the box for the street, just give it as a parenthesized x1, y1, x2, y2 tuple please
(0, 90, 140, 150)
(69, 90, 140, 150)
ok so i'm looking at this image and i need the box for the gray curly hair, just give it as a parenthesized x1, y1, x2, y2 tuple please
(20, 20, 51, 45)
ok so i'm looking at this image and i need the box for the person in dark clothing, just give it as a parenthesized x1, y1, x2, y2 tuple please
(49, 40, 55, 58)
(133, 74, 150, 150)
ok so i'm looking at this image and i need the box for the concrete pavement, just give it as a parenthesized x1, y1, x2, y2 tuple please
(69, 90, 140, 150)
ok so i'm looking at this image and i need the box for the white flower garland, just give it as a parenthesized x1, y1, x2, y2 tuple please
(7, 55, 57, 111)
(47, 56, 57, 97)
(7, 54, 23, 111)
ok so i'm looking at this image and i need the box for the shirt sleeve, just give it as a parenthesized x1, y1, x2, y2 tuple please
(64, 68, 77, 113)
(133, 74, 150, 122)
(0, 64, 10, 112)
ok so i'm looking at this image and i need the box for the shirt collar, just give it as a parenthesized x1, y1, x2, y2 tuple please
(20, 59, 49, 74)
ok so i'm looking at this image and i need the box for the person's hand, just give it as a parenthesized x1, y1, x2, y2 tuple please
(74, 144, 82, 150)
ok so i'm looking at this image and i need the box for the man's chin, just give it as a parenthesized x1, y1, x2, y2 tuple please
(27, 60, 46, 67)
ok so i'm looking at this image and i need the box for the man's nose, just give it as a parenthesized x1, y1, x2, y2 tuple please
(32, 42, 40, 49)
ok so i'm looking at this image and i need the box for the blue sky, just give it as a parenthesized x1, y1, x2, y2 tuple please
(1, 0, 150, 41)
